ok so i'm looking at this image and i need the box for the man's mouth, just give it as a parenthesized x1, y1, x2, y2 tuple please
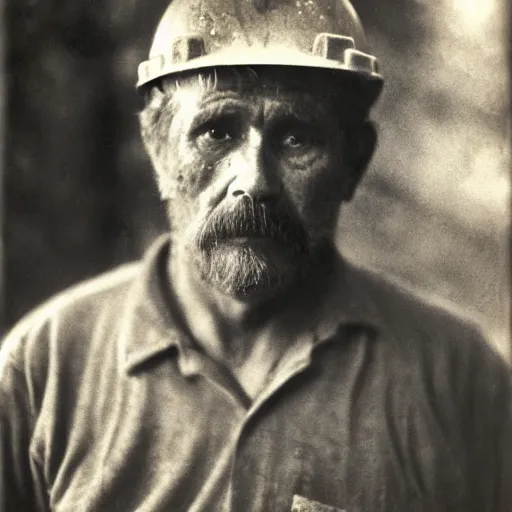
(196, 197, 309, 254)
(224, 234, 282, 243)
(215, 235, 287, 249)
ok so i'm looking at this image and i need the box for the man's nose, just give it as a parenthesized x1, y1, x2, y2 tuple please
(227, 128, 281, 202)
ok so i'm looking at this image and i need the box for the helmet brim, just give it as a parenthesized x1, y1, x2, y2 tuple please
(137, 47, 383, 106)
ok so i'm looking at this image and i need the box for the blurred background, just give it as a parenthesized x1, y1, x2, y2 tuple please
(2, 0, 511, 359)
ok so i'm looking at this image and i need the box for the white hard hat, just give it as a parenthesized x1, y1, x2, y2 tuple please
(137, 0, 383, 106)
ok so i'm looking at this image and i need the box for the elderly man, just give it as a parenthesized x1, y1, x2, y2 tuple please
(1, 0, 510, 511)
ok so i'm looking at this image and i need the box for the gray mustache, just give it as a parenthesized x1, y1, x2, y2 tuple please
(197, 198, 308, 253)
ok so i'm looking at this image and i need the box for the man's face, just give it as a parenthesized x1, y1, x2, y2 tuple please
(147, 69, 369, 300)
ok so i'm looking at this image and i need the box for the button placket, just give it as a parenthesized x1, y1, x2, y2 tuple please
(226, 355, 314, 511)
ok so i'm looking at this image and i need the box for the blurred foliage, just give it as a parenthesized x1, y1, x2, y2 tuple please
(5, 0, 169, 326)
(4, 0, 510, 357)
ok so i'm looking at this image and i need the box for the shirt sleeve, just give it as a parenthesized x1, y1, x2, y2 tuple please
(463, 333, 512, 511)
(496, 379, 512, 511)
(0, 333, 48, 512)
(489, 359, 511, 511)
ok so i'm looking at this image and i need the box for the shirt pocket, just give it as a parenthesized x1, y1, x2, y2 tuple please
(291, 494, 346, 511)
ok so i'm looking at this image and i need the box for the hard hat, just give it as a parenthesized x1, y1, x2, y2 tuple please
(137, 0, 383, 106)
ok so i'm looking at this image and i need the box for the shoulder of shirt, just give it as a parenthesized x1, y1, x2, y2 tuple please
(347, 261, 470, 328)
(0, 261, 141, 371)
(345, 262, 511, 446)
(343, 260, 509, 370)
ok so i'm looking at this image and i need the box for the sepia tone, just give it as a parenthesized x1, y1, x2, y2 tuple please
(3, 0, 510, 363)
(1, 1, 511, 510)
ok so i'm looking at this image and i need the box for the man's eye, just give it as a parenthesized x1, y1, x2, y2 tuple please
(282, 133, 307, 148)
(195, 118, 240, 147)
(204, 127, 232, 141)
(279, 128, 321, 152)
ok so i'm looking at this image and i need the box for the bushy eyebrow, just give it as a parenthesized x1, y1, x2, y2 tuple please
(264, 100, 328, 125)
(188, 98, 248, 134)
(185, 89, 335, 137)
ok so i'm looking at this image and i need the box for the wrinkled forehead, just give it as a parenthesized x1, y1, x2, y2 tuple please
(163, 65, 364, 112)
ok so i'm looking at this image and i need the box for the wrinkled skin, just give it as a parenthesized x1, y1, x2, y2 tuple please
(144, 69, 376, 301)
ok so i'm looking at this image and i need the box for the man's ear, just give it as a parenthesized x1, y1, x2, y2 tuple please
(342, 121, 377, 201)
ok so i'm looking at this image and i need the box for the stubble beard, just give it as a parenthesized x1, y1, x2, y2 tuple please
(197, 241, 305, 299)
(172, 197, 314, 300)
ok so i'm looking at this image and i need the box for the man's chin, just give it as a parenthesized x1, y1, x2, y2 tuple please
(222, 236, 291, 253)
(199, 240, 305, 301)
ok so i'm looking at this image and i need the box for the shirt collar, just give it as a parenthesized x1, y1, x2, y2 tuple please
(119, 235, 384, 374)
(310, 250, 384, 345)
(119, 235, 184, 374)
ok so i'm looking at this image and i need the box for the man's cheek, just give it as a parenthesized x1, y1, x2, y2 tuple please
(157, 151, 209, 200)
(286, 174, 345, 234)
(168, 196, 200, 244)
(175, 145, 218, 195)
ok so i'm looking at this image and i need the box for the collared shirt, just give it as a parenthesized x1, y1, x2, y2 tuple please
(1, 236, 510, 512)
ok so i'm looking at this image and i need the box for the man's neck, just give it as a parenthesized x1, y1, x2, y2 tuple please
(168, 244, 337, 398)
